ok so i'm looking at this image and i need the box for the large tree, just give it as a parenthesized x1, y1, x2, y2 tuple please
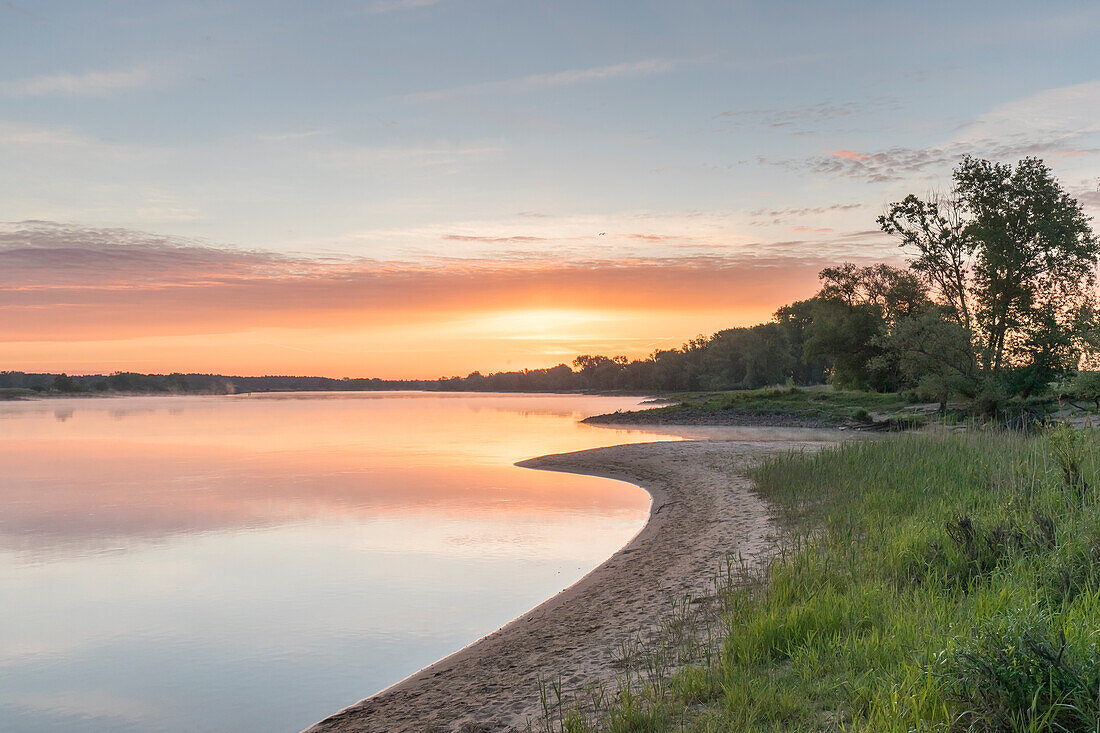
(880, 156, 1099, 384)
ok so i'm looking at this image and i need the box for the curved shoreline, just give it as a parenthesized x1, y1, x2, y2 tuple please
(307, 437, 830, 733)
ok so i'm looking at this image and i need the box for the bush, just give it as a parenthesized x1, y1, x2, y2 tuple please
(937, 605, 1100, 732)
(1067, 371, 1100, 411)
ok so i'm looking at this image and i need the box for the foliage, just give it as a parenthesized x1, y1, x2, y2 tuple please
(1062, 370, 1100, 410)
(545, 430, 1100, 732)
(882, 156, 1100, 387)
(883, 307, 980, 406)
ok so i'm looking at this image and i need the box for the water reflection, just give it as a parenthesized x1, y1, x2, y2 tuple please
(0, 392, 692, 732)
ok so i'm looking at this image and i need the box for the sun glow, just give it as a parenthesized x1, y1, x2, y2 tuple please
(461, 308, 616, 340)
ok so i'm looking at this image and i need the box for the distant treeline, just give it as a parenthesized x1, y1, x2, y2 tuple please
(7, 157, 1099, 407)
(0, 371, 435, 395)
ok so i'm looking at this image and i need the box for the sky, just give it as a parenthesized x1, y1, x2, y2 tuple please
(2, 0, 1099, 378)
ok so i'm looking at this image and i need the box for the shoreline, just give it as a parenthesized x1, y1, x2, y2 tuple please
(307, 436, 835, 732)
(582, 407, 847, 428)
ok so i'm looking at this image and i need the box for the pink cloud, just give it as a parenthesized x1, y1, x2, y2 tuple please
(826, 149, 870, 160)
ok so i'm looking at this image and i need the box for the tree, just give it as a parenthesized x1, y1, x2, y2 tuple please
(52, 373, 77, 393)
(804, 299, 887, 390)
(1065, 371, 1100, 411)
(879, 192, 973, 330)
(740, 323, 796, 388)
(884, 308, 980, 409)
(775, 299, 829, 385)
(881, 156, 1099, 388)
(818, 263, 931, 325)
(703, 324, 796, 389)
(572, 354, 626, 390)
(959, 156, 1098, 374)
(804, 264, 933, 391)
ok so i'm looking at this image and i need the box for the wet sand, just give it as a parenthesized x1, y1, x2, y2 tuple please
(307, 437, 830, 732)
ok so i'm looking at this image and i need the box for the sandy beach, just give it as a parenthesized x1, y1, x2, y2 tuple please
(307, 436, 832, 732)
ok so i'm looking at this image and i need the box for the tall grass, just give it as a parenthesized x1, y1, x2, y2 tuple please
(540, 428, 1100, 731)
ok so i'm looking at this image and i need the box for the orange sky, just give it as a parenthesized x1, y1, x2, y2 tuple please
(0, 228, 832, 376)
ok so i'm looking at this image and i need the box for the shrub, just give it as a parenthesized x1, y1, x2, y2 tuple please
(936, 605, 1100, 732)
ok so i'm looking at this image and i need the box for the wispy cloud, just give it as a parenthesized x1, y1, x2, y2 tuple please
(319, 141, 504, 169)
(257, 129, 325, 142)
(1078, 190, 1100, 209)
(403, 58, 684, 102)
(0, 123, 90, 146)
(0, 220, 879, 344)
(827, 149, 870, 161)
(0, 67, 158, 97)
(756, 137, 1100, 184)
(444, 234, 549, 243)
(747, 203, 863, 226)
(714, 100, 895, 134)
(368, 0, 444, 14)
(752, 80, 1100, 184)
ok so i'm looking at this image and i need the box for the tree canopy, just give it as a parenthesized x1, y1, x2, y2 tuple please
(881, 156, 1099, 390)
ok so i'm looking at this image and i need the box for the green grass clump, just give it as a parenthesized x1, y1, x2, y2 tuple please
(544, 429, 1100, 732)
(644, 386, 919, 425)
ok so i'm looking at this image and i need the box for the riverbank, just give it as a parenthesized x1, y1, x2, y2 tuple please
(562, 430, 1100, 731)
(307, 436, 835, 732)
(582, 387, 931, 431)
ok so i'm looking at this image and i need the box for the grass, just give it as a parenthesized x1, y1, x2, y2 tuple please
(0, 387, 37, 400)
(671, 385, 910, 413)
(538, 426, 1100, 731)
(589, 386, 925, 427)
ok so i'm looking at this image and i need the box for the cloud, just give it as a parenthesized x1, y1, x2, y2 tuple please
(369, 0, 443, 13)
(758, 138, 1098, 184)
(715, 101, 872, 132)
(403, 58, 683, 102)
(827, 149, 869, 160)
(959, 80, 1100, 142)
(318, 142, 504, 168)
(0, 221, 300, 289)
(0, 123, 90, 146)
(0, 67, 158, 97)
(753, 80, 1100, 184)
(444, 234, 549, 243)
(0, 221, 866, 344)
(1077, 190, 1100, 209)
(747, 203, 863, 226)
(257, 129, 325, 142)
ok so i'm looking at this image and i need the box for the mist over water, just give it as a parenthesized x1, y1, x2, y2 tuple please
(0, 392, 695, 732)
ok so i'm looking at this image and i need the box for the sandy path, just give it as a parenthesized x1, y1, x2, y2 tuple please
(307, 438, 828, 733)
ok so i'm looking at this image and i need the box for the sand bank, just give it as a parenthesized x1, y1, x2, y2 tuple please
(307, 437, 831, 732)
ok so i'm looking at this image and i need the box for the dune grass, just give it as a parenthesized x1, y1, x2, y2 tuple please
(539, 427, 1100, 732)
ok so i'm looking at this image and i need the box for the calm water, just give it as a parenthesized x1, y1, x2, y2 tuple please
(0, 392, 695, 732)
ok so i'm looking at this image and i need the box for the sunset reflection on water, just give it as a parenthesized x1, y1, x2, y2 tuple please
(0, 392, 682, 732)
